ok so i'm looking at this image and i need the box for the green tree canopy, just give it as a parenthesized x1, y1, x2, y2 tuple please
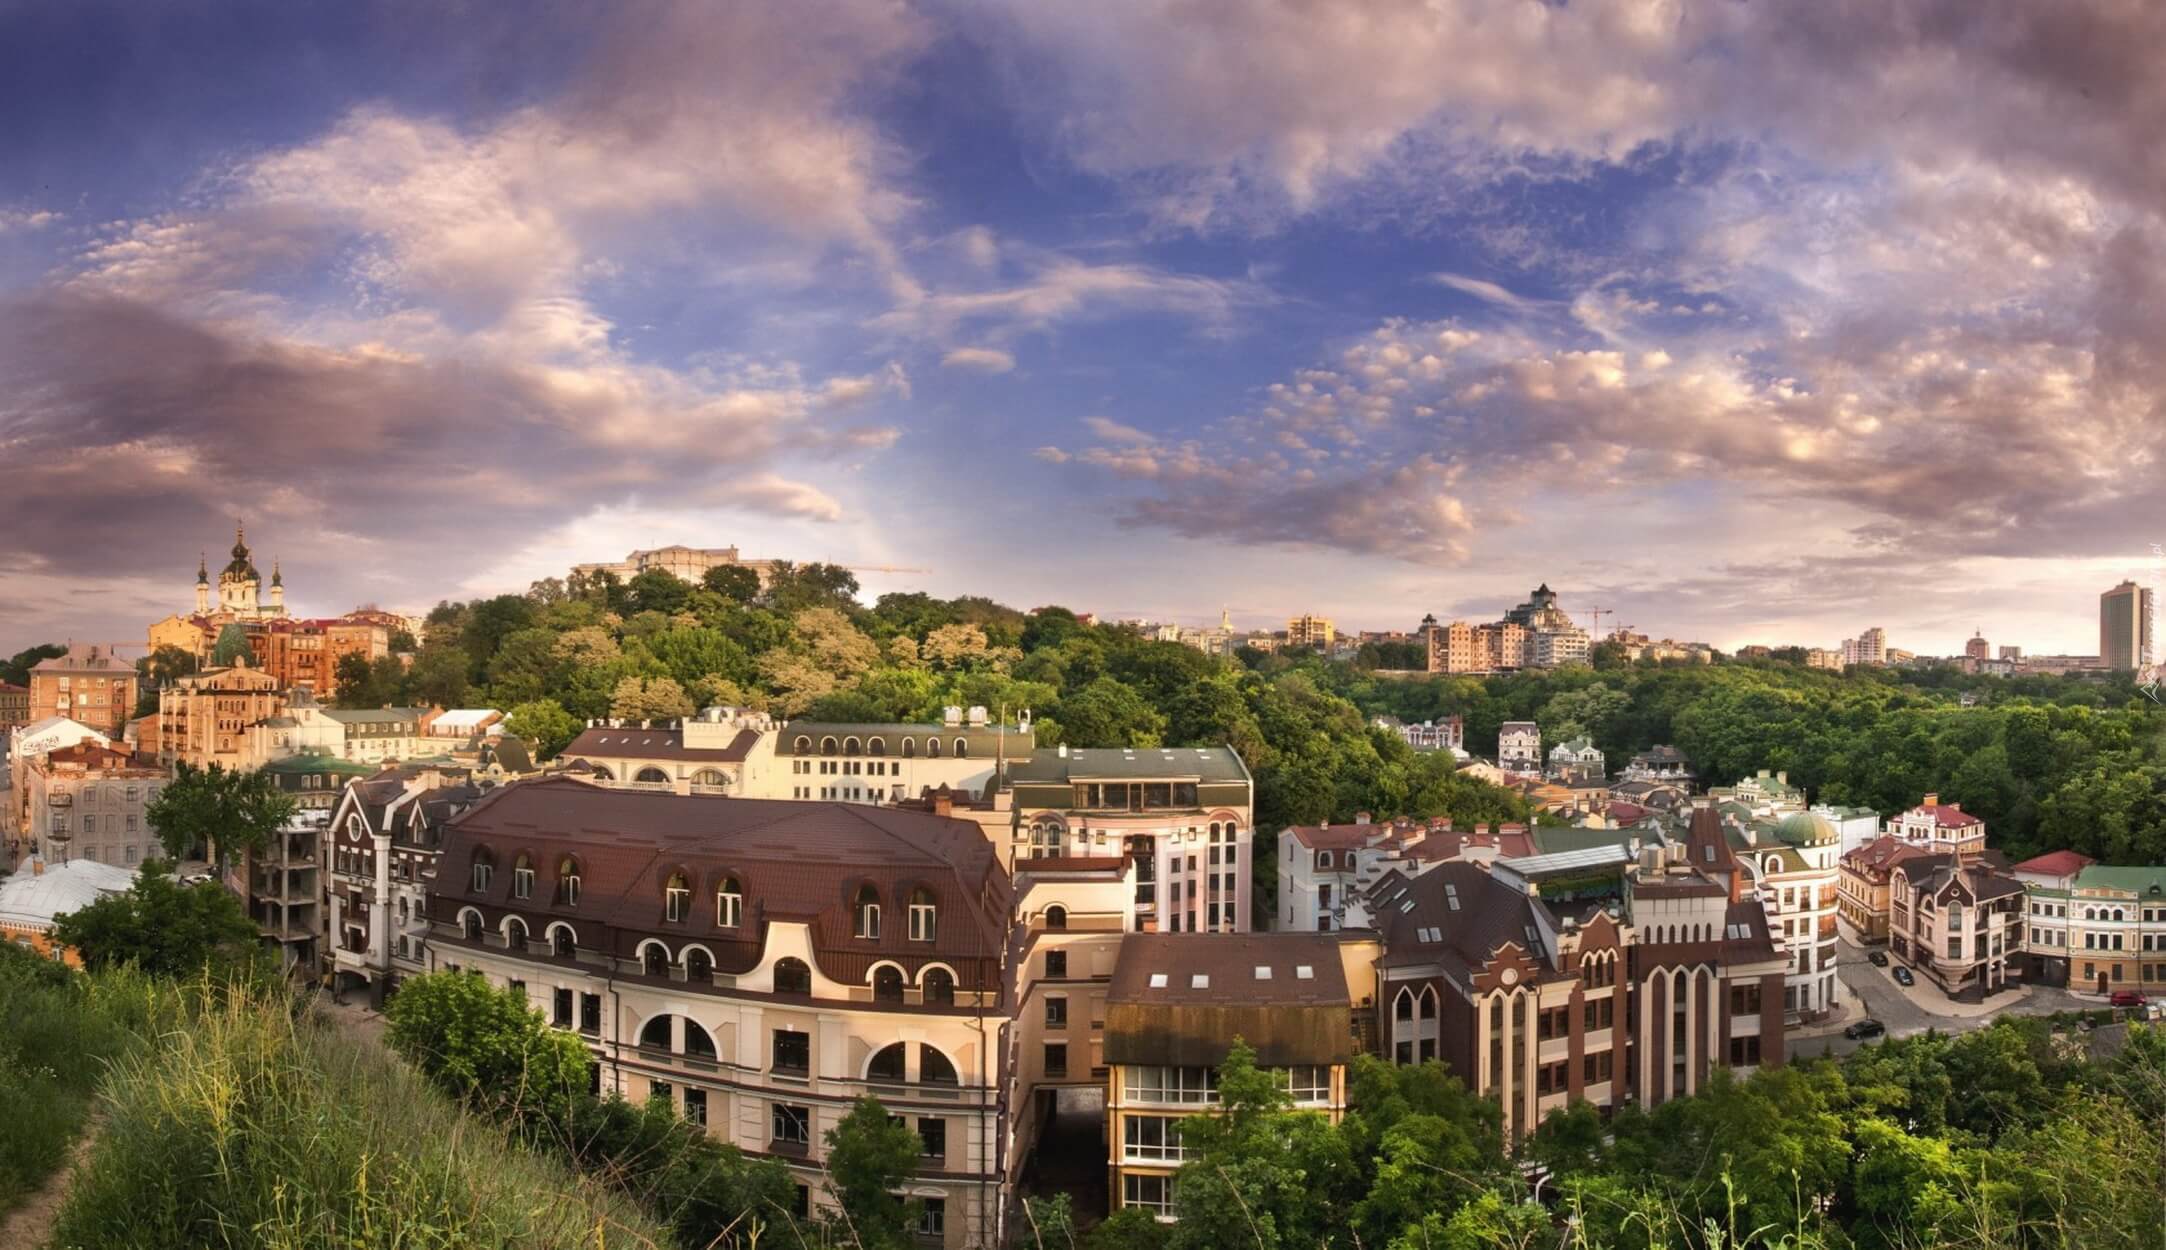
(385, 970, 591, 1121)
(50, 859, 259, 975)
(145, 761, 298, 864)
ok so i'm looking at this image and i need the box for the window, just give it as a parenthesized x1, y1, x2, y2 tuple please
(553, 988, 573, 1028)
(643, 945, 667, 978)
(1281, 1065, 1329, 1103)
(470, 848, 494, 893)
(505, 917, 528, 950)
(552, 926, 575, 959)
(909, 888, 937, 942)
(875, 965, 905, 1003)
(869, 1042, 907, 1083)
(649, 1079, 673, 1108)
(1123, 1173, 1173, 1216)
(772, 1029, 810, 1076)
(1584, 997, 1614, 1031)
(923, 967, 955, 1006)
(718, 877, 743, 927)
(1044, 905, 1067, 930)
(916, 1116, 947, 1159)
(665, 872, 691, 923)
(1123, 1066, 1219, 1104)
(684, 1088, 708, 1127)
(772, 1103, 811, 1148)
(1045, 949, 1067, 978)
(461, 911, 482, 941)
(513, 854, 534, 899)
(1583, 1050, 1614, 1084)
(916, 1197, 946, 1239)
(1124, 1115, 1185, 1161)
(686, 947, 713, 982)
(556, 857, 582, 906)
(921, 1045, 958, 1086)
(579, 992, 601, 1035)
(1728, 1035, 1763, 1066)
(1045, 995, 1068, 1028)
(1043, 1042, 1068, 1078)
(855, 885, 882, 939)
(775, 957, 812, 995)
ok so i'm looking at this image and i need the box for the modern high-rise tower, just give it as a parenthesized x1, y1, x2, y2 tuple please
(2100, 580, 2154, 671)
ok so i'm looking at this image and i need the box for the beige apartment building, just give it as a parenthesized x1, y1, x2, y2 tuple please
(29, 644, 139, 739)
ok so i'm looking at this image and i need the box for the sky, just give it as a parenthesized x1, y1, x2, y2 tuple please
(3, 0, 2164, 658)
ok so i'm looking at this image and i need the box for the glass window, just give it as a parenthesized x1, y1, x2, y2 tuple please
(1123, 1114, 1185, 1161)
(772, 1029, 810, 1075)
(684, 1087, 708, 1127)
(718, 878, 742, 927)
(1045, 996, 1068, 1028)
(774, 958, 812, 995)
(909, 889, 937, 942)
(916, 1116, 946, 1158)
(772, 1103, 810, 1146)
(1123, 1173, 1173, 1216)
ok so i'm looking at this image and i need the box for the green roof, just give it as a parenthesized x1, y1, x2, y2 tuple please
(1775, 811, 1838, 848)
(2072, 865, 2166, 896)
(260, 755, 376, 776)
(1009, 745, 1251, 785)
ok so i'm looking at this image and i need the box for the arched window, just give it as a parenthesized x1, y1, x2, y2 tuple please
(1030, 821, 1063, 858)
(820, 736, 838, 757)
(717, 877, 743, 927)
(920, 1045, 959, 1086)
(397, 897, 409, 923)
(635, 766, 669, 784)
(953, 738, 968, 759)
(551, 925, 575, 959)
(923, 967, 955, 1005)
(869, 1042, 907, 1083)
(844, 737, 861, 757)
(470, 847, 495, 893)
(640, 1015, 673, 1051)
(642, 944, 668, 978)
(505, 917, 529, 950)
(902, 738, 916, 759)
(685, 1020, 717, 1063)
(461, 910, 482, 941)
(1418, 986, 1438, 1019)
(854, 885, 882, 939)
(1318, 850, 1333, 869)
(556, 857, 582, 906)
(690, 768, 727, 790)
(1395, 988, 1415, 1021)
(686, 947, 713, 982)
(513, 853, 534, 899)
(589, 765, 614, 781)
(926, 737, 942, 759)
(874, 965, 905, 1002)
(795, 735, 812, 754)
(774, 957, 812, 995)
(665, 871, 691, 923)
(909, 888, 937, 942)
(868, 737, 886, 756)
(1045, 905, 1068, 931)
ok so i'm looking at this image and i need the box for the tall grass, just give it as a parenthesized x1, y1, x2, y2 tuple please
(45, 979, 670, 1249)
(0, 946, 178, 1215)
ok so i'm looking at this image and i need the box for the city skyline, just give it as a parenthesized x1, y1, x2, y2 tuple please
(6, 3, 2165, 657)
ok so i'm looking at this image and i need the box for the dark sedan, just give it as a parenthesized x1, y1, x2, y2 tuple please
(1892, 966, 1916, 987)
(1867, 950, 1889, 967)
(1844, 1018, 1886, 1040)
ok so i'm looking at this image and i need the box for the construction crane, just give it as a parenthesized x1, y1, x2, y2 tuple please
(1585, 606, 1614, 636)
(843, 565, 933, 576)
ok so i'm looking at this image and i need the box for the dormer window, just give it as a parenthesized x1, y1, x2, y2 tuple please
(1317, 850, 1333, 870)
(854, 885, 882, 939)
(909, 888, 937, 942)
(718, 877, 743, 927)
(470, 848, 494, 894)
(513, 854, 534, 900)
(665, 872, 691, 923)
(557, 857, 582, 906)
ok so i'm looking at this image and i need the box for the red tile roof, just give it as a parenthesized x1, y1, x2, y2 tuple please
(2013, 849, 2094, 877)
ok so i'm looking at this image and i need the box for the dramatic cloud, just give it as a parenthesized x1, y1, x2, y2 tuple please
(941, 346, 1016, 373)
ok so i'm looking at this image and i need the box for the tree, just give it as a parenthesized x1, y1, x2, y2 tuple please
(792, 607, 881, 676)
(135, 645, 199, 714)
(331, 652, 382, 706)
(1054, 677, 1167, 748)
(146, 761, 298, 865)
(0, 642, 65, 686)
(610, 675, 694, 722)
(759, 561, 861, 615)
(407, 642, 473, 708)
(701, 563, 762, 603)
(211, 623, 252, 667)
(505, 699, 580, 758)
(922, 623, 991, 669)
(822, 1095, 922, 1249)
(386, 970, 591, 1121)
(626, 568, 692, 617)
(50, 860, 259, 975)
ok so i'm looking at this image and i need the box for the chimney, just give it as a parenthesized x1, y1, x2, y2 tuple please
(932, 789, 953, 817)
(1354, 811, 1371, 825)
(1923, 793, 1939, 807)
(1776, 771, 1788, 785)
(1057, 743, 1068, 758)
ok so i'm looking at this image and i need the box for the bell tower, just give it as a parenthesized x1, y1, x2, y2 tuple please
(219, 522, 262, 616)
(195, 552, 211, 614)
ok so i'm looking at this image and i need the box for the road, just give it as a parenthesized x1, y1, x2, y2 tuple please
(1790, 943, 2096, 1060)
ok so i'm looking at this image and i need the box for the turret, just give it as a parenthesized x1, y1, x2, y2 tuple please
(195, 551, 210, 614)
(269, 559, 285, 613)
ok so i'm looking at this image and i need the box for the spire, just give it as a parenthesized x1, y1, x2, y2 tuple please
(271, 559, 282, 588)
(197, 551, 209, 584)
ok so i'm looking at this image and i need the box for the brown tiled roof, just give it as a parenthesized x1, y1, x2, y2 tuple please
(1370, 861, 1548, 976)
(432, 777, 1011, 991)
(1105, 933, 1355, 1067)
(1841, 835, 1938, 876)
(1014, 855, 1126, 874)
(2014, 849, 2093, 877)
(560, 726, 761, 762)
(35, 742, 161, 773)
(1285, 822, 1385, 851)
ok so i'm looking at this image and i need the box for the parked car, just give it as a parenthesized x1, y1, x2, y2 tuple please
(1867, 950, 1889, 967)
(2110, 989, 2149, 1008)
(1893, 966, 1916, 987)
(1844, 1018, 1886, 1040)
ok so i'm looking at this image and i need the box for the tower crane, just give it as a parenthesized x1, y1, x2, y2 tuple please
(842, 565, 933, 576)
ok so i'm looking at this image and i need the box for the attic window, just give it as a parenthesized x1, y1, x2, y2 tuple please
(1149, 973, 1169, 989)
(1400, 899, 1415, 912)
(1191, 973, 1209, 989)
(1295, 965, 1314, 979)
(1253, 966, 1272, 980)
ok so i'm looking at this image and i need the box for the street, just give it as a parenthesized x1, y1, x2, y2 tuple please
(1792, 941, 2097, 1060)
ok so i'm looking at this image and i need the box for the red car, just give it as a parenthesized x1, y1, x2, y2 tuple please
(2110, 989, 2148, 1008)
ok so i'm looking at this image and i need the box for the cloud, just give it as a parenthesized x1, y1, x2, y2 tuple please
(1081, 416, 1155, 444)
(876, 253, 1266, 343)
(941, 346, 1016, 372)
(0, 207, 60, 233)
(1429, 271, 1544, 313)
